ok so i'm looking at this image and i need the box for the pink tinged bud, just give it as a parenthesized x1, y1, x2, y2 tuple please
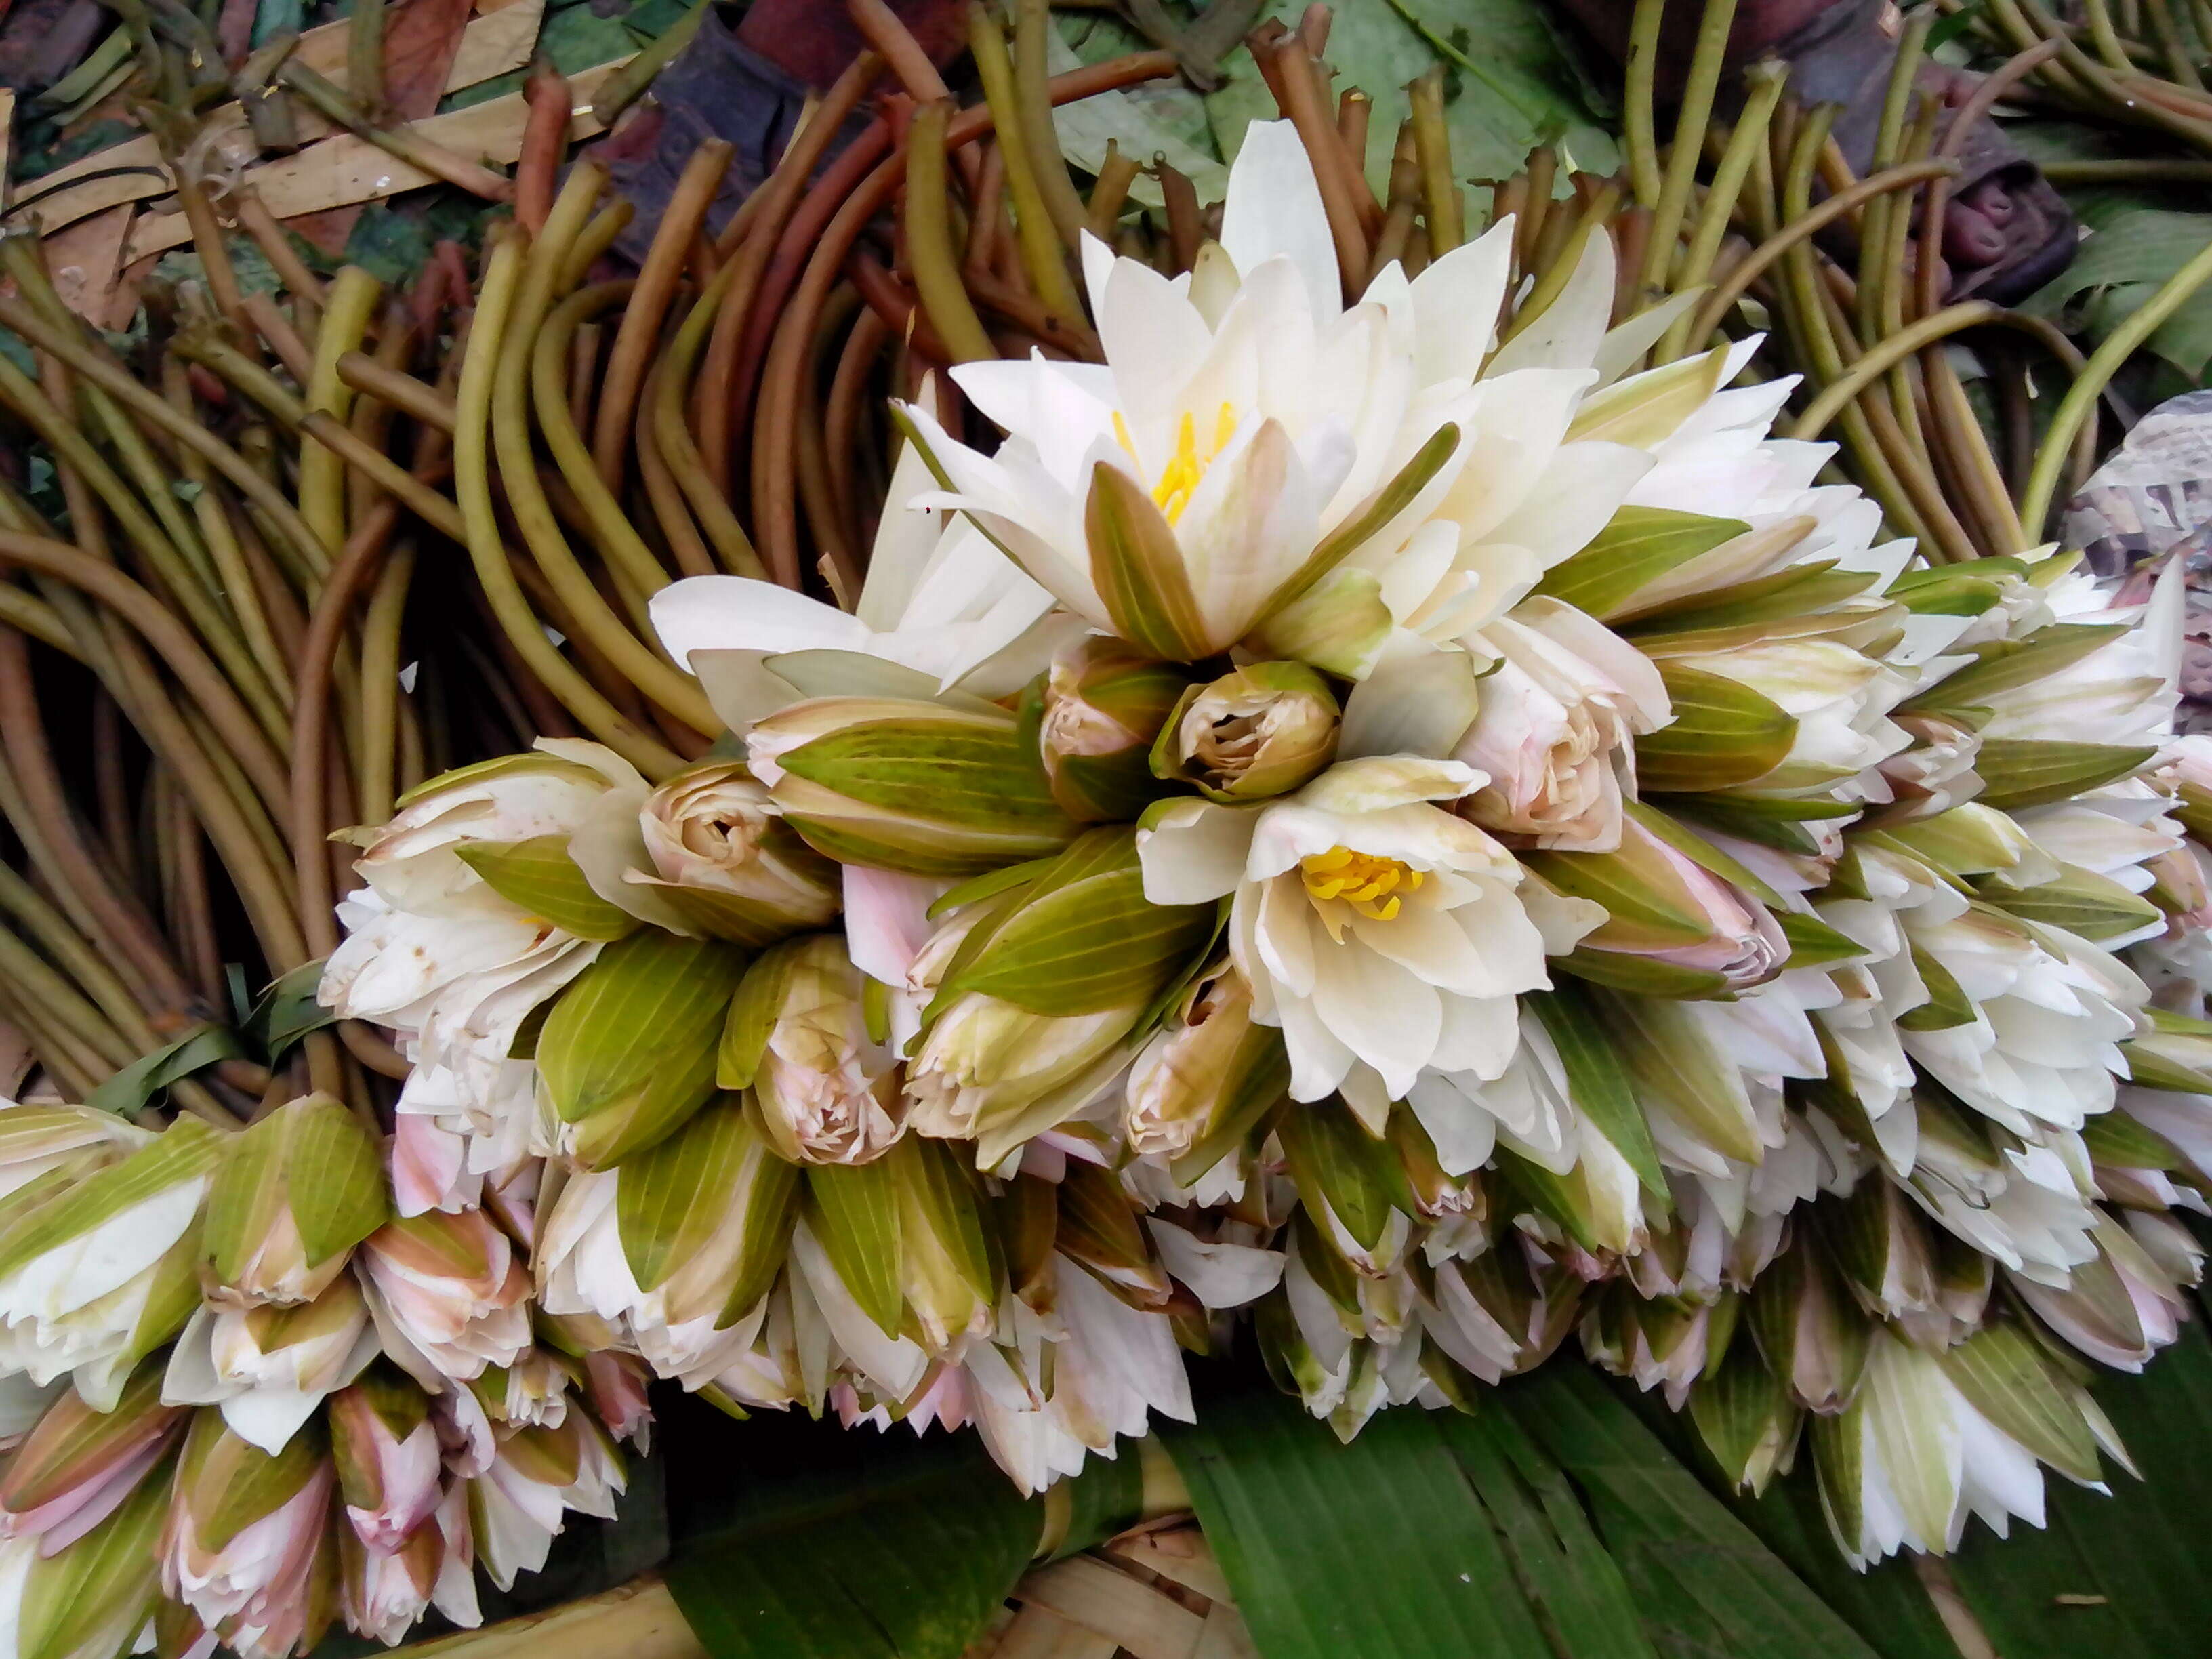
(582, 1352, 654, 1452)
(164, 1414, 335, 1635)
(338, 1498, 474, 1649)
(390, 1115, 474, 1219)
(359, 1209, 532, 1387)
(329, 1374, 443, 1553)
(0, 1364, 183, 1551)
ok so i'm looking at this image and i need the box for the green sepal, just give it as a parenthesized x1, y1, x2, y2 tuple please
(1901, 623, 2130, 718)
(1259, 422, 1462, 624)
(1085, 461, 1215, 661)
(391, 750, 607, 811)
(613, 1097, 798, 1320)
(806, 1160, 904, 1337)
(1553, 948, 1732, 1000)
(1776, 909, 1864, 969)
(18, 1445, 169, 1659)
(778, 708, 1071, 836)
(2121, 1042, 2212, 1097)
(945, 827, 1216, 1017)
(1624, 560, 1879, 640)
(1896, 945, 1977, 1031)
(890, 1135, 1002, 1311)
(718, 939, 806, 1091)
(1973, 739, 2159, 811)
(456, 836, 641, 940)
(1633, 663, 1798, 792)
(1689, 1341, 1799, 1496)
(1528, 986, 1669, 1204)
(1938, 1322, 2107, 1484)
(2080, 1108, 2184, 1169)
(537, 931, 750, 1169)
(0, 1118, 222, 1282)
(178, 1408, 325, 1551)
(1277, 1105, 1412, 1254)
(1980, 862, 2163, 942)
(1626, 800, 1784, 905)
(203, 1093, 388, 1282)
(1565, 346, 1729, 447)
(1532, 506, 1750, 623)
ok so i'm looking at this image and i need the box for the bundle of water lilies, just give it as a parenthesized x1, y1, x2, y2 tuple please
(0, 0, 2208, 1653)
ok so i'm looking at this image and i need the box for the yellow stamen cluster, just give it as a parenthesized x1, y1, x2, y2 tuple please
(1300, 846, 1424, 922)
(1114, 403, 1238, 526)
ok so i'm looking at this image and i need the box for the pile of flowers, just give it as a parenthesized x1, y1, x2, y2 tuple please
(0, 119, 2204, 1652)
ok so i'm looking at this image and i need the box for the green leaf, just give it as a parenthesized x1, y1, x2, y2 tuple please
(1533, 508, 1750, 623)
(947, 829, 1216, 1016)
(806, 1161, 904, 1338)
(537, 932, 749, 1168)
(1085, 461, 1215, 661)
(2020, 205, 2212, 376)
(1162, 1391, 1564, 1659)
(1974, 740, 2159, 811)
(1527, 987, 1667, 1203)
(457, 836, 642, 940)
(665, 1423, 1039, 1659)
(1633, 663, 1798, 792)
(1504, 1366, 1890, 1659)
(85, 1024, 245, 1118)
(241, 959, 342, 1064)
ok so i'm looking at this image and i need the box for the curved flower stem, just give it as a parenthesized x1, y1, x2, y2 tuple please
(796, 287, 865, 600)
(1640, 0, 1740, 306)
(2018, 233, 2212, 537)
(698, 54, 886, 496)
(1685, 160, 1959, 349)
(298, 267, 384, 565)
(0, 294, 335, 577)
(497, 172, 720, 732)
(1914, 39, 2068, 331)
(966, 4, 1085, 326)
(1012, 0, 1092, 248)
(590, 140, 733, 493)
(907, 100, 998, 365)
(1622, 0, 1666, 208)
(457, 231, 687, 777)
(1659, 61, 1787, 363)
(750, 50, 1179, 588)
(1406, 68, 1460, 254)
(1269, 34, 1371, 301)
(651, 274, 770, 579)
(165, 361, 293, 705)
(1788, 302, 1999, 438)
(358, 544, 415, 829)
(1857, 9, 1933, 346)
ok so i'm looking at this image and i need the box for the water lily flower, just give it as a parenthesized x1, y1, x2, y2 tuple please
(1139, 755, 1580, 1102)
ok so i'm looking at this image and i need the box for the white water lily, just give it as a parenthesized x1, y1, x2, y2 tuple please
(1139, 756, 1584, 1102)
(651, 441, 1061, 714)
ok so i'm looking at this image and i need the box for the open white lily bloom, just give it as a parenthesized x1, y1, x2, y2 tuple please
(651, 441, 1061, 716)
(1139, 755, 1586, 1102)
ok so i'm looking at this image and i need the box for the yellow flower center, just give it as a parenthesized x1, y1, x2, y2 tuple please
(1115, 404, 1237, 526)
(1299, 846, 1424, 922)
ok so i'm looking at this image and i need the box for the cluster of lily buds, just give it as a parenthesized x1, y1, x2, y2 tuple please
(309, 118, 2212, 1582)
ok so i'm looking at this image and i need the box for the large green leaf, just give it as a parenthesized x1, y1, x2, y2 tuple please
(1163, 1392, 1565, 1659)
(665, 1427, 1042, 1659)
(1502, 1366, 1893, 1659)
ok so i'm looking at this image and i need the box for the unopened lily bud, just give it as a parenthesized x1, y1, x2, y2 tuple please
(906, 830, 1215, 1163)
(0, 1102, 144, 1198)
(537, 1097, 801, 1387)
(2010, 1214, 2188, 1372)
(1821, 1178, 1937, 1322)
(0, 1360, 182, 1548)
(0, 1114, 222, 1406)
(1530, 811, 1786, 998)
(1124, 966, 1289, 1165)
(581, 1351, 655, 1450)
(8, 1455, 169, 1659)
(536, 930, 751, 1170)
(163, 1275, 377, 1455)
(721, 935, 905, 1165)
(359, 1208, 531, 1387)
(164, 1411, 334, 1639)
(886, 1135, 1002, 1351)
(1746, 1237, 1869, 1413)
(1690, 1343, 1800, 1497)
(201, 1094, 389, 1309)
(465, 1352, 573, 1431)
(629, 760, 843, 943)
(1152, 661, 1340, 803)
(467, 1416, 623, 1591)
(1037, 636, 1191, 821)
(1875, 713, 1983, 821)
(339, 1486, 479, 1647)
(1052, 1161, 1170, 1310)
(329, 1368, 442, 1551)
(748, 696, 1078, 876)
